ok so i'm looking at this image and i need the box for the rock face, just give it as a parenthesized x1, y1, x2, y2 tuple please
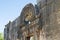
(38, 0, 60, 40)
(4, 0, 60, 40)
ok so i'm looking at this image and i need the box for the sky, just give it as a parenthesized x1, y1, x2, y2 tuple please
(0, 0, 36, 33)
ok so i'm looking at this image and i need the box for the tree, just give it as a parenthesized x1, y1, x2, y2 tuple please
(0, 33, 4, 40)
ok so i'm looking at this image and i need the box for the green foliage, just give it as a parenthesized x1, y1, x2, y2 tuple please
(0, 33, 4, 40)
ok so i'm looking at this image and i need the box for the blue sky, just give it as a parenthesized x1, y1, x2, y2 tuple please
(0, 0, 36, 33)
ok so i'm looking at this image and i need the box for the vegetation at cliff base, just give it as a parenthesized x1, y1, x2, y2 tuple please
(0, 33, 4, 40)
